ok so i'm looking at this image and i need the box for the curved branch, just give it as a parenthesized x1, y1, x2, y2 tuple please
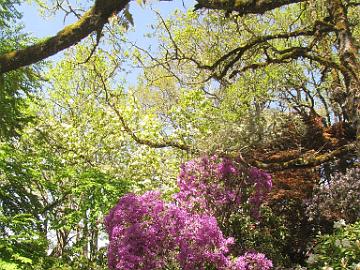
(195, 0, 307, 14)
(0, 0, 317, 75)
(111, 103, 192, 151)
(229, 47, 348, 79)
(93, 63, 193, 152)
(0, 0, 130, 74)
(253, 143, 357, 171)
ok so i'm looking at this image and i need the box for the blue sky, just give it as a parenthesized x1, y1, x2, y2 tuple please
(18, 0, 196, 85)
(18, 0, 196, 50)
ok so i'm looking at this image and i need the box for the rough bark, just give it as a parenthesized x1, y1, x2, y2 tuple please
(0, 0, 130, 74)
(253, 143, 356, 171)
(195, 0, 306, 14)
(328, 0, 360, 137)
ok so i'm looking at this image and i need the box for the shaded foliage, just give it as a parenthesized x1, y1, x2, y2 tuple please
(307, 168, 360, 224)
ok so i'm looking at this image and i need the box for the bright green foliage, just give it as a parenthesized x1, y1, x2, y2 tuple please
(134, 3, 359, 154)
(226, 206, 290, 266)
(0, 143, 48, 269)
(42, 45, 186, 192)
(0, 0, 21, 26)
(0, 121, 132, 269)
(307, 221, 360, 270)
(134, 9, 309, 152)
(1, 42, 186, 269)
(0, 0, 40, 139)
(0, 68, 38, 139)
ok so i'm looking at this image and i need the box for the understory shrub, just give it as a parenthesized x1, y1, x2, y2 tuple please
(306, 220, 360, 270)
(105, 156, 274, 270)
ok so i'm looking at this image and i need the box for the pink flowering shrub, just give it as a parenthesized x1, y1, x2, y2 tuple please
(105, 191, 232, 270)
(248, 167, 273, 219)
(174, 156, 241, 215)
(230, 252, 273, 270)
(105, 192, 171, 270)
(175, 156, 272, 219)
(105, 156, 273, 270)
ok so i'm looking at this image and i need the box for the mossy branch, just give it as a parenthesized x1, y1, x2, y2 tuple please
(253, 143, 357, 171)
(0, 0, 130, 74)
(195, 0, 306, 14)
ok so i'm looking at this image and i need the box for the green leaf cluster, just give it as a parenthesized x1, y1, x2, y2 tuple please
(308, 221, 360, 270)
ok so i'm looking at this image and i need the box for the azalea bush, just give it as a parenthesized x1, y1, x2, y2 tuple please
(174, 156, 272, 221)
(105, 191, 233, 270)
(104, 156, 273, 270)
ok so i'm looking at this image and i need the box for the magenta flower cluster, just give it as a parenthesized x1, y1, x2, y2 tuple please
(105, 191, 232, 270)
(174, 156, 272, 219)
(248, 167, 272, 219)
(105, 156, 273, 270)
(230, 252, 273, 270)
(174, 156, 241, 215)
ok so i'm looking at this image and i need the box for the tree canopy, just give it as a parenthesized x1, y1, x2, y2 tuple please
(0, 0, 359, 269)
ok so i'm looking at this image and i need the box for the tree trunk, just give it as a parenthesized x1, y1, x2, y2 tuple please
(328, 0, 360, 138)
